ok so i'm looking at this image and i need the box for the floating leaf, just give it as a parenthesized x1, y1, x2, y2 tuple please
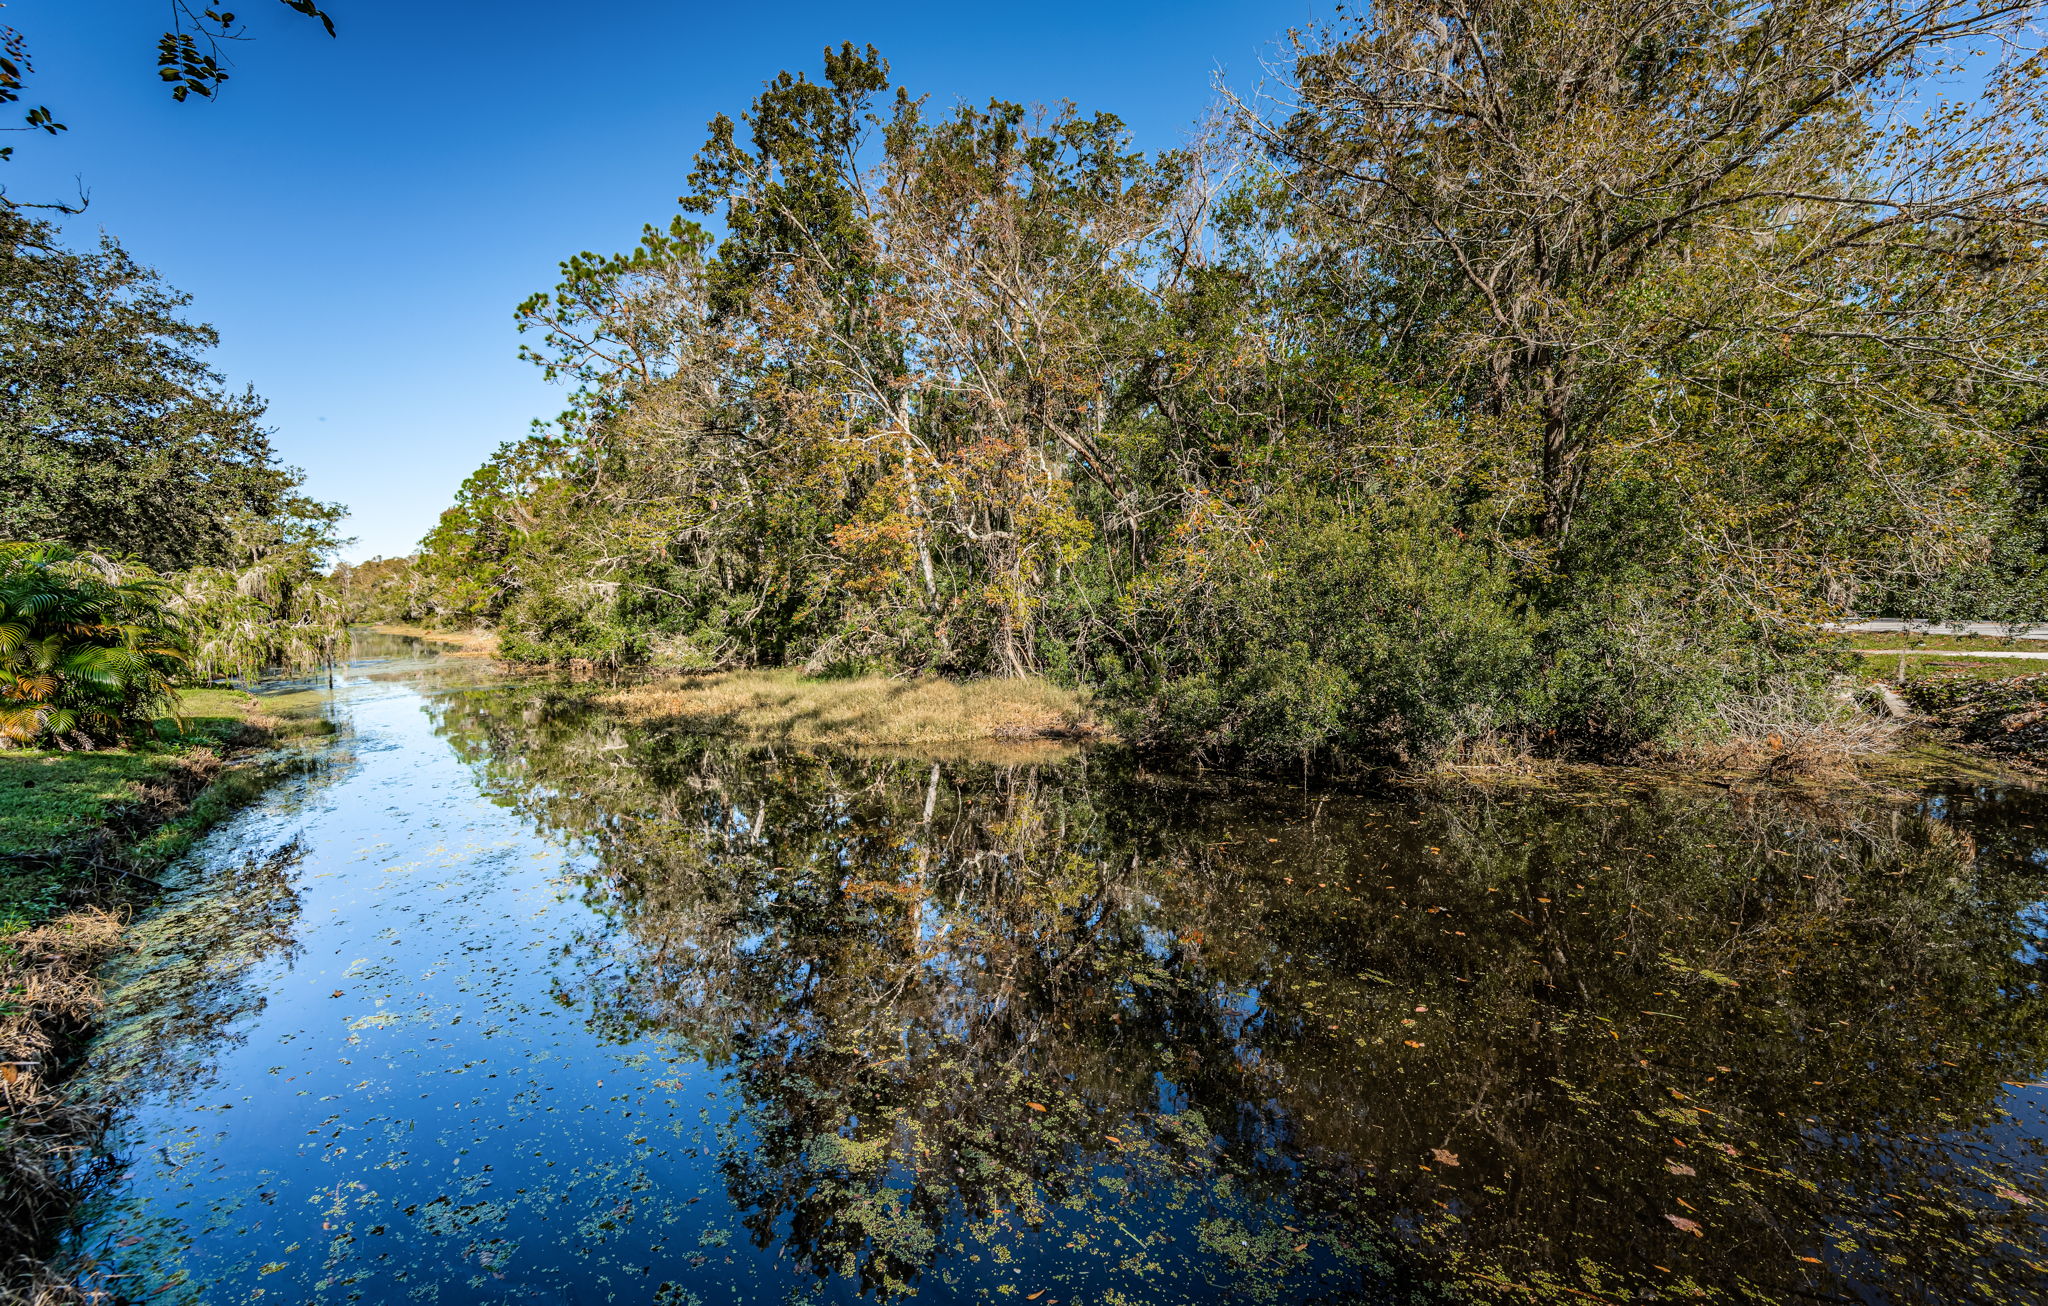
(1666, 1161, 1696, 1176)
(1665, 1214, 1704, 1236)
(1027, 1102, 1047, 1112)
(1430, 1148, 1460, 1167)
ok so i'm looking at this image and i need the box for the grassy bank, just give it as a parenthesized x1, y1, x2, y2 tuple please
(1849, 651, 2048, 682)
(369, 623, 500, 657)
(599, 669, 1101, 751)
(1, 687, 328, 1301)
(1839, 630, 2048, 652)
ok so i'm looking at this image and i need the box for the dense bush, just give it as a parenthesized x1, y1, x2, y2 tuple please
(0, 544, 186, 748)
(1112, 495, 1541, 766)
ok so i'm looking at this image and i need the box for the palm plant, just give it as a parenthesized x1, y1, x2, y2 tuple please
(0, 543, 188, 748)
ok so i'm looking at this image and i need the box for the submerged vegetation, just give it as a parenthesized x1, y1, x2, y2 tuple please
(356, 1, 2048, 775)
(0, 681, 327, 1303)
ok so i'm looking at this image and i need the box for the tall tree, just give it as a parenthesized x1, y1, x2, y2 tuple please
(0, 212, 324, 573)
(1256, 0, 2048, 577)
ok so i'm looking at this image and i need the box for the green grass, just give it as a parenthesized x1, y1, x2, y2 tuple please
(1840, 631, 2048, 652)
(1849, 651, 2048, 683)
(0, 687, 326, 930)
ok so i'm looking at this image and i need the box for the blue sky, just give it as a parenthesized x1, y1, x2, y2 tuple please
(8, 0, 1313, 561)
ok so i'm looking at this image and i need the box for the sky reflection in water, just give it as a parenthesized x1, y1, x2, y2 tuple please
(63, 641, 2048, 1304)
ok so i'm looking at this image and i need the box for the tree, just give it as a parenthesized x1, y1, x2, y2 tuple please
(0, 211, 320, 573)
(1256, 0, 2048, 585)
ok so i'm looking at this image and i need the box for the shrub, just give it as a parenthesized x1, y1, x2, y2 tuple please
(1112, 494, 1541, 768)
(0, 544, 186, 748)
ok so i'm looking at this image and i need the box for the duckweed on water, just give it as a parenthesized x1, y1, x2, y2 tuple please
(50, 664, 2048, 1305)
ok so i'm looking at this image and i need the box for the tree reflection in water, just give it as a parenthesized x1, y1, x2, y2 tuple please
(433, 684, 2048, 1305)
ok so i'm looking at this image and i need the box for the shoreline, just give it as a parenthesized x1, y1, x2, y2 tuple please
(387, 631, 2040, 791)
(366, 623, 500, 658)
(0, 690, 332, 1302)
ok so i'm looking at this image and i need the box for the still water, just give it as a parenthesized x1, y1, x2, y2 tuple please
(60, 636, 2048, 1304)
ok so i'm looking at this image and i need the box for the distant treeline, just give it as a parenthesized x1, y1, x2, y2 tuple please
(366, 3, 2048, 769)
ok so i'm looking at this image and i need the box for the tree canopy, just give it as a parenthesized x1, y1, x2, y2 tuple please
(402, 6, 2048, 770)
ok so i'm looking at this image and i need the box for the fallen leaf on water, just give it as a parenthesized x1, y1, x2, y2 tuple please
(1666, 1161, 1696, 1176)
(1403, 1040, 1425, 1048)
(1430, 1149, 1460, 1167)
(1027, 1102, 1047, 1112)
(1293, 1242, 1309, 1252)
(1797, 1256, 1822, 1265)
(1995, 1188, 2033, 1205)
(1665, 1215, 1703, 1236)
(1027, 1293, 1045, 1302)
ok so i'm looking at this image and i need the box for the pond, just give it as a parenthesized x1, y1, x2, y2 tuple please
(60, 635, 2048, 1304)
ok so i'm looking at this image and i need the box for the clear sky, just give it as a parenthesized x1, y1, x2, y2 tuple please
(7, 0, 1315, 561)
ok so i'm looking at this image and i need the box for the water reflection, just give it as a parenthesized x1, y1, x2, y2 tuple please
(425, 685, 2048, 1305)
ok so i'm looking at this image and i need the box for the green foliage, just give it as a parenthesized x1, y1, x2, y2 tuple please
(415, 17, 2048, 772)
(0, 212, 332, 572)
(1118, 494, 1540, 766)
(0, 543, 184, 748)
(0, 211, 348, 682)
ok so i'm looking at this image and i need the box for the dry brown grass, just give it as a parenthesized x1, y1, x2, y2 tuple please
(1676, 677, 1906, 783)
(599, 669, 1104, 749)
(1, 909, 127, 1302)
(370, 624, 500, 658)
